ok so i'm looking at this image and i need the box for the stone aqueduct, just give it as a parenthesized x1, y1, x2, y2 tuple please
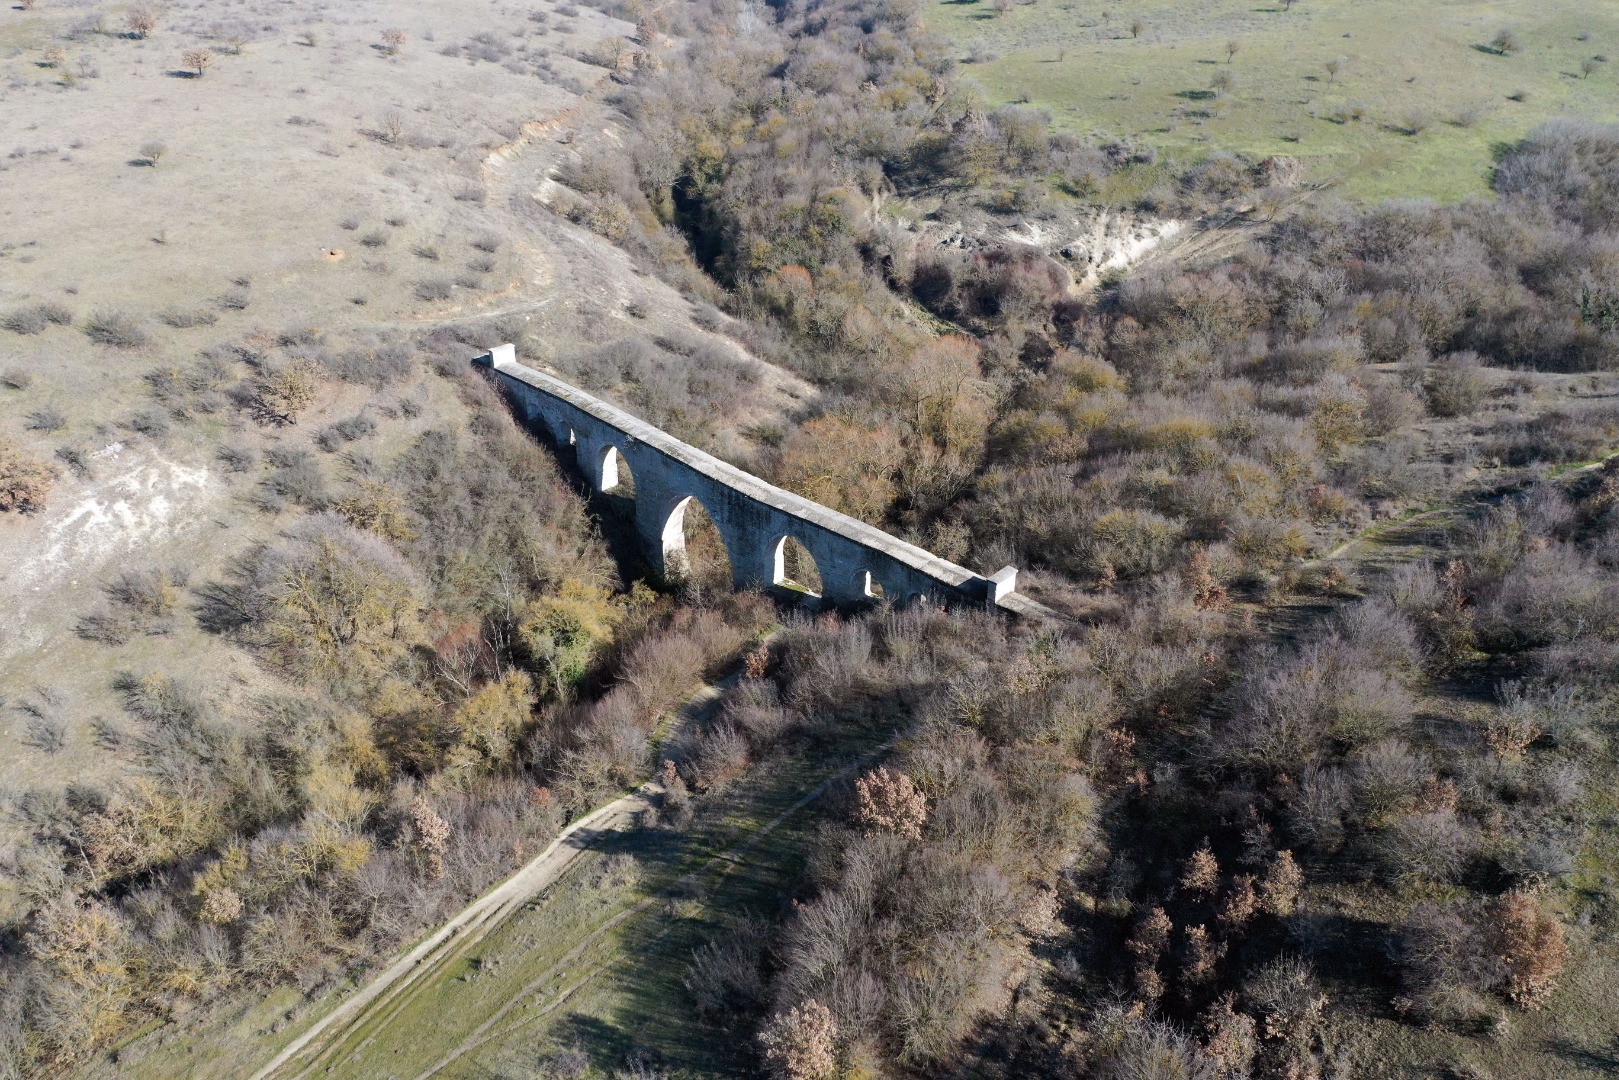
(476, 344, 1038, 614)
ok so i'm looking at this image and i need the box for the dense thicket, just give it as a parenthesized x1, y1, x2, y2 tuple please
(585, 3, 1619, 1074)
(601, 0, 1619, 603)
(0, 329, 768, 1073)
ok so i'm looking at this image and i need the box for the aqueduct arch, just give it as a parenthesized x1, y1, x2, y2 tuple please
(475, 344, 1029, 612)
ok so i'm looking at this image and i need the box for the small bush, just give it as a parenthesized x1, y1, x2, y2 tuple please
(4, 303, 71, 335)
(1424, 352, 1488, 417)
(315, 412, 377, 452)
(84, 309, 150, 348)
(470, 232, 502, 253)
(415, 277, 453, 301)
(125, 408, 172, 437)
(323, 343, 413, 387)
(26, 408, 66, 433)
(158, 307, 219, 328)
(453, 185, 487, 204)
(0, 438, 60, 512)
(1, 370, 35, 390)
(218, 287, 251, 310)
(217, 444, 257, 473)
(360, 229, 390, 248)
(258, 448, 329, 510)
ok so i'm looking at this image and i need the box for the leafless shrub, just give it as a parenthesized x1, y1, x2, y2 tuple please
(379, 110, 406, 143)
(454, 185, 487, 204)
(4, 303, 71, 334)
(323, 342, 413, 387)
(217, 444, 257, 473)
(1423, 352, 1487, 417)
(26, 407, 66, 433)
(158, 306, 220, 328)
(1373, 808, 1476, 886)
(315, 412, 377, 452)
(2, 370, 36, 390)
(138, 140, 166, 166)
(686, 919, 770, 1019)
(84, 309, 150, 348)
(257, 448, 330, 510)
(360, 229, 389, 248)
(23, 714, 67, 753)
(471, 232, 502, 253)
(415, 277, 453, 301)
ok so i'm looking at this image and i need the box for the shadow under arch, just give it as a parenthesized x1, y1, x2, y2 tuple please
(660, 494, 733, 592)
(771, 535, 823, 598)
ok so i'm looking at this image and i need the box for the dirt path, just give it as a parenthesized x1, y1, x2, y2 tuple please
(408, 740, 891, 1079)
(248, 781, 660, 1080)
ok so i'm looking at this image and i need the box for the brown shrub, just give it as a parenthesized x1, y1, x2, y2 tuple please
(853, 766, 927, 840)
(760, 999, 838, 1080)
(1217, 874, 1258, 933)
(1489, 888, 1568, 1008)
(1181, 840, 1220, 897)
(1259, 850, 1303, 916)
(0, 437, 59, 512)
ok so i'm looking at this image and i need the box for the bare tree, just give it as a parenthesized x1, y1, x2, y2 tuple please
(183, 47, 213, 76)
(138, 140, 167, 166)
(1582, 57, 1600, 78)
(380, 110, 406, 144)
(1225, 38, 1241, 63)
(1130, 18, 1144, 38)
(1490, 28, 1521, 55)
(381, 27, 407, 55)
(126, 7, 157, 38)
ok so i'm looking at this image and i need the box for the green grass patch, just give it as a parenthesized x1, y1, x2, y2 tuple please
(937, 0, 1619, 202)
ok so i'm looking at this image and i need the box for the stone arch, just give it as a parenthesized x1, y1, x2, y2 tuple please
(661, 495, 733, 587)
(772, 535, 823, 597)
(598, 445, 635, 496)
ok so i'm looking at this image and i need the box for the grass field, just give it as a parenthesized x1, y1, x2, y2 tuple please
(935, 0, 1619, 201)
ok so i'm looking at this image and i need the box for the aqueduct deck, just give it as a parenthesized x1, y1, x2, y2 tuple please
(475, 344, 1033, 612)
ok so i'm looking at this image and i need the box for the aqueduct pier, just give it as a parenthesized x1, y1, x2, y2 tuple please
(476, 344, 1043, 614)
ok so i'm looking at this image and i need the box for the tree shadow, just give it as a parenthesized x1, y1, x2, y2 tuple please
(1545, 1035, 1619, 1074)
(1175, 88, 1216, 101)
(1471, 43, 1508, 56)
(125, 158, 158, 167)
(165, 69, 200, 78)
(193, 580, 254, 634)
(556, 1014, 636, 1073)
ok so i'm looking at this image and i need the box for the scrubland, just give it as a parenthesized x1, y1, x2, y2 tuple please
(4, 0, 1619, 1077)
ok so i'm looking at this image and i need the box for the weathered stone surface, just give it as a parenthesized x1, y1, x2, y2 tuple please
(475, 344, 1022, 610)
